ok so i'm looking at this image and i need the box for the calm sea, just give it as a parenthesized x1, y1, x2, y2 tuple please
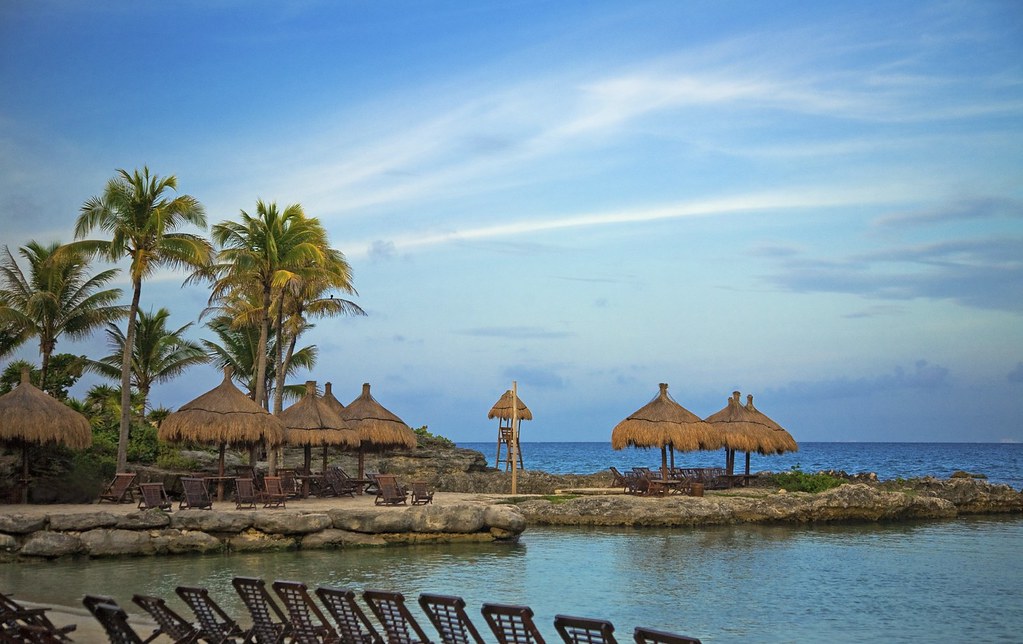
(458, 441, 1023, 488)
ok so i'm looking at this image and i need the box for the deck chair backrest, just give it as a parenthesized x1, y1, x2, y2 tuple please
(362, 589, 432, 644)
(263, 477, 288, 508)
(411, 481, 433, 505)
(138, 483, 171, 511)
(418, 593, 485, 644)
(315, 587, 383, 644)
(176, 586, 245, 643)
(374, 475, 407, 505)
(3, 593, 76, 641)
(90, 602, 145, 644)
(235, 478, 259, 509)
(99, 472, 137, 503)
(278, 469, 298, 496)
(481, 603, 546, 644)
(132, 594, 198, 643)
(232, 577, 290, 644)
(180, 477, 212, 510)
(632, 627, 701, 644)
(272, 580, 337, 644)
(554, 615, 618, 644)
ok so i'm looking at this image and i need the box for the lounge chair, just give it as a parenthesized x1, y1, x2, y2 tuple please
(179, 477, 213, 510)
(271, 580, 340, 644)
(278, 468, 301, 499)
(323, 467, 359, 497)
(235, 477, 260, 510)
(481, 603, 546, 644)
(410, 481, 434, 505)
(362, 590, 432, 644)
(132, 594, 200, 643)
(232, 577, 291, 644)
(632, 627, 701, 644)
(0, 593, 76, 642)
(176, 586, 247, 644)
(314, 587, 383, 644)
(418, 593, 485, 644)
(373, 474, 409, 506)
(86, 600, 146, 644)
(137, 482, 173, 511)
(262, 477, 288, 509)
(554, 615, 618, 644)
(98, 472, 137, 503)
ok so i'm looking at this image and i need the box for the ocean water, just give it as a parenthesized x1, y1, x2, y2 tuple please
(459, 441, 1023, 488)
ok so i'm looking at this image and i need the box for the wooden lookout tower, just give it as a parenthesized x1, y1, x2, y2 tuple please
(487, 388, 532, 471)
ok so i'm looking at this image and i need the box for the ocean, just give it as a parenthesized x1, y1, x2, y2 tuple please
(457, 441, 1023, 488)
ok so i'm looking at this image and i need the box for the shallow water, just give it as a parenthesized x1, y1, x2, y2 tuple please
(5, 517, 1022, 643)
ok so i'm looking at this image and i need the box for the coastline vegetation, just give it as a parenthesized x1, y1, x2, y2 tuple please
(771, 465, 845, 493)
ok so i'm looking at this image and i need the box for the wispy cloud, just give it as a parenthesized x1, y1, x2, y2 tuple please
(875, 196, 1023, 228)
(768, 360, 950, 402)
(457, 326, 573, 340)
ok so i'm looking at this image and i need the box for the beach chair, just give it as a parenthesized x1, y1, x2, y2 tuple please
(137, 482, 173, 511)
(271, 580, 340, 644)
(418, 593, 485, 644)
(362, 590, 432, 644)
(179, 477, 213, 510)
(132, 594, 200, 643)
(632, 627, 701, 644)
(374, 474, 409, 506)
(87, 600, 146, 644)
(176, 586, 247, 644)
(608, 467, 631, 493)
(314, 587, 383, 644)
(278, 468, 301, 499)
(554, 615, 618, 644)
(324, 467, 360, 497)
(98, 472, 137, 503)
(235, 477, 260, 509)
(262, 476, 288, 509)
(481, 603, 546, 644)
(232, 577, 291, 644)
(0, 593, 76, 642)
(410, 481, 434, 505)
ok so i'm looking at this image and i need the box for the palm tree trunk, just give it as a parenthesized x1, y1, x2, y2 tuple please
(269, 297, 287, 474)
(252, 284, 271, 468)
(116, 280, 142, 471)
(38, 337, 54, 394)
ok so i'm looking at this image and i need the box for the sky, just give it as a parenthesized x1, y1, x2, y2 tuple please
(1, 1, 1021, 444)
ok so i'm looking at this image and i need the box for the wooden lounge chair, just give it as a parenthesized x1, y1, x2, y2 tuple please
(362, 590, 432, 644)
(481, 603, 546, 644)
(632, 627, 701, 644)
(271, 580, 340, 644)
(418, 593, 485, 644)
(179, 477, 213, 510)
(98, 472, 137, 503)
(323, 467, 359, 497)
(554, 615, 618, 644)
(410, 481, 434, 505)
(262, 477, 288, 509)
(137, 482, 173, 511)
(278, 468, 301, 499)
(132, 594, 200, 643)
(0, 593, 76, 642)
(373, 474, 409, 506)
(608, 467, 632, 493)
(314, 587, 383, 644)
(176, 586, 247, 644)
(235, 477, 260, 510)
(232, 577, 291, 644)
(87, 600, 146, 644)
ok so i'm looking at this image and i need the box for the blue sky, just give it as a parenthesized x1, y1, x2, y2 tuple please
(1, 1, 1021, 444)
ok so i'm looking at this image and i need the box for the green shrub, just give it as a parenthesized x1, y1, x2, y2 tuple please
(127, 423, 160, 464)
(771, 465, 845, 493)
(413, 425, 455, 448)
(156, 450, 201, 472)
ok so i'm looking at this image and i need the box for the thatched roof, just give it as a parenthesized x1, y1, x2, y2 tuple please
(0, 369, 91, 449)
(279, 381, 360, 448)
(488, 389, 533, 421)
(611, 383, 721, 452)
(158, 367, 284, 447)
(341, 383, 417, 450)
(705, 391, 770, 453)
(745, 394, 798, 454)
(321, 382, 345, 415)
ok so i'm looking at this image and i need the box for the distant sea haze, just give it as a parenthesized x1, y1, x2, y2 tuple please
(457, 441, 1023, 488)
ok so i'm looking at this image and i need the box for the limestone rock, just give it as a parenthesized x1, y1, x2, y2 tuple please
(409, 505, 486, 533)
(172, 510, 254, 533)
(20, 531, 83, 557)
(301, 528, 387, 549)
(483, 505, 527, 533)
(329, 508, 413, 533)
(152, 529, 224, 555)
(49, 512, 119, 531)
(80, 528, 155, 557)
(0, 534, 16, 552)
(254, 512, 331, 535)
(0, 514, 46, 534)
(116, 510, 172, 530)
(229, 529, 296, 552)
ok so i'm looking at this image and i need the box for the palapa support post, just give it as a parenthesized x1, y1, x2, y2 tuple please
(510, 381, 518, 495)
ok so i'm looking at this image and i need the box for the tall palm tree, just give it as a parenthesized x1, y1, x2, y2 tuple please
(73, 166, 211, 470)
(87, 307, 208, 416)
(0, 241, 124, 390)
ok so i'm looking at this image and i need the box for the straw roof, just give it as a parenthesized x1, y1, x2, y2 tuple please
(488, 389, 533, 421)
(705, 391, 771, 454)
(611, 383, 722, 452)
(158, 367, 284, 446)
(321, 382, 345, 415)
(0, 369, 91, 449)
(341, 383, 417, 450)
(279, 381, 360, 448)
(745, 394, 798, 454)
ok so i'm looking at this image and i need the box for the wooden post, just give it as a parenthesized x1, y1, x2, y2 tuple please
(510, 381, 518, 495)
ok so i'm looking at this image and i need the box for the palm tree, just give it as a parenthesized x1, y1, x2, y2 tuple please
(0, 241, 124, 390)
(87, 307, 208, 416)
(73, 166, 211, 470)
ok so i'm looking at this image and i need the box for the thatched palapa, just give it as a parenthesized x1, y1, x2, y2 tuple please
(488, 389, 533, 421)
(745, 394, 798, 454)
(280, 380, 359, 472)
(342, 383, 416, 478)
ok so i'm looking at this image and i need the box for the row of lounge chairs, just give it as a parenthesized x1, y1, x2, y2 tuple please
(609, 467, 730, 496)
(1, 593, 76, 642)
(81, 577, 702, 644)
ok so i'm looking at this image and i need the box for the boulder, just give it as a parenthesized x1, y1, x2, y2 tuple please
(409, 505, 486, 533)
(329, 508, 414, 533)
(171, 510, 254, 533)
(116, 510, 172, 530)
(254, 512, 331, 535)
(49, 512, 119, 531)
(80, 528, 155, 557)
(229, 529, 296, 552)
(152, 529, 224, 555)
(301, 528, 387, 549)
(483, 505, 527, 534)
(0, 514, 46, 535)
(20, 531, 83, 557)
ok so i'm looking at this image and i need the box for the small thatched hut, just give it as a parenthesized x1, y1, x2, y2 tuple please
(745, 394, 798, 454)
(0, 368, 92, 502)
(341, 383, 416, 478)
(488, 388, 532, 471)
(279, 380, 359, 472)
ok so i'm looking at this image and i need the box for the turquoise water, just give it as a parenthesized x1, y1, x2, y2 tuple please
(5, 517, 1022, 643)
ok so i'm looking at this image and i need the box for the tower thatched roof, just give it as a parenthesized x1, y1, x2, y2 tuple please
(279, 381, 360, 448)
(0, 369, 91, 450)
(488, 389, 533, 421)
(611, 383, 721, 452)
(321, 382, 345, 415)
(341, 383, 416, 450)
(158, 367, 284, 447)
